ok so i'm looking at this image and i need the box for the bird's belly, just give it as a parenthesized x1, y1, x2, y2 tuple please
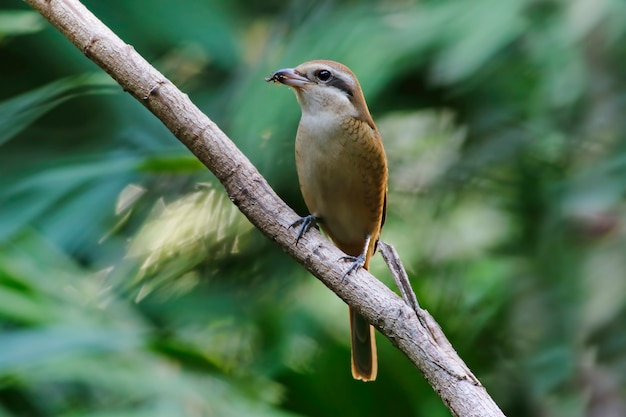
(310, 178, 369, 245)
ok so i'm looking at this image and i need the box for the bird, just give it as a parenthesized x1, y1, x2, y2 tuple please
(266, 60, 388, 381)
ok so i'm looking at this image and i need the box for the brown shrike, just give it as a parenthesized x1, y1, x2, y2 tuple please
(267, 60, 388, 381)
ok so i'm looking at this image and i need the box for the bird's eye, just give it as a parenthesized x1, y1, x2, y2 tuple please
(316, 69, 332, 82)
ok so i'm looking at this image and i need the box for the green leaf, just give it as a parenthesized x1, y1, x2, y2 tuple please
(0, 11, 45, 38)
(0, 327, 144, 371)
(0, 73, 118, 147)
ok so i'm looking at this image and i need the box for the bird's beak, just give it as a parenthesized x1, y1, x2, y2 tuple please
(265, 68, 310, 88)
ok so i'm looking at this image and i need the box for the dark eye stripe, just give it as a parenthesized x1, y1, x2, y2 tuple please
(327, 77, 353, 96)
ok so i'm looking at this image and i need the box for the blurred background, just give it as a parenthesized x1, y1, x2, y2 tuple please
(1, 0, 626, 416)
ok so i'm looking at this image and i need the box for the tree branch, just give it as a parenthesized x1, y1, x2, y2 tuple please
(24, 1, 505, 415)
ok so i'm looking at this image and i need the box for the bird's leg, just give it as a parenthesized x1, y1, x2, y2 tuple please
(290, 214, 321, 245)
(340, 235, 371, 280)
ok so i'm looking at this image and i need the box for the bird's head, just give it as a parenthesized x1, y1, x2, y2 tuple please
(266, 60, 374, 128)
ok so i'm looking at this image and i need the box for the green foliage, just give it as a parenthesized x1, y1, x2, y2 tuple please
(0, 10, 44, 38)
(2, 0, 626, 416)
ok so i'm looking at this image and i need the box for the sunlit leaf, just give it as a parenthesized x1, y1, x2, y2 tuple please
(127, 187, 253, 297)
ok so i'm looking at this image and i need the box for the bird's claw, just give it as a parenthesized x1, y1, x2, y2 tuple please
(290, 215, 319, 245)
(340, 253, 366, 280)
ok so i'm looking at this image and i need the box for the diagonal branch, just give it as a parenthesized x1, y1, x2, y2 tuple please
(24, 1, 505, 416)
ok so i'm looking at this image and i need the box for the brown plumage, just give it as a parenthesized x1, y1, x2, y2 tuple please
(267, 60, 387, 381)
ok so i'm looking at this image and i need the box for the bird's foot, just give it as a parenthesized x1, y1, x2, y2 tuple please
(290, 215, 320, 245)
(340, 253, 366, 280)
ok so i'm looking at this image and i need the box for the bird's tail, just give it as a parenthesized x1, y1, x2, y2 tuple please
(350, 306, 377, 381)
(349, 237, 378, 381)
